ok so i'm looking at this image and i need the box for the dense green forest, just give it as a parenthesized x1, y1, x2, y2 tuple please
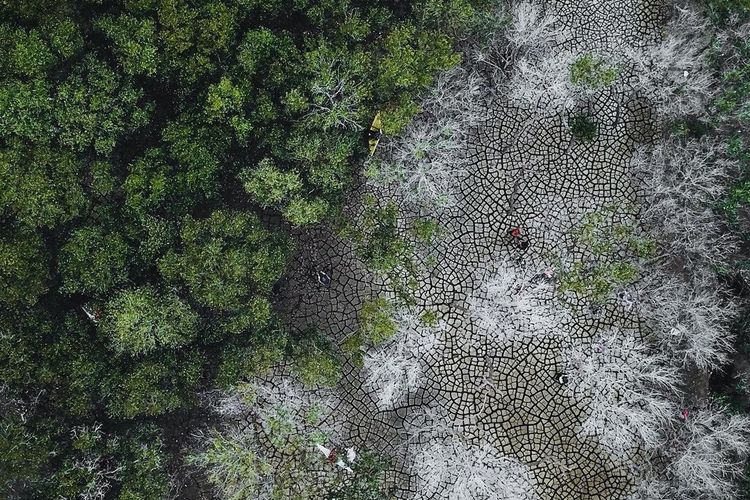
(0, 0, 486, 496)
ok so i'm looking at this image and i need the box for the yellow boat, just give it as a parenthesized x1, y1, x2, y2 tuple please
(367, 112, 383, 155)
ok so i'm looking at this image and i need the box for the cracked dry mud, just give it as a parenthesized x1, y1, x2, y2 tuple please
(232, 1, 667, 498)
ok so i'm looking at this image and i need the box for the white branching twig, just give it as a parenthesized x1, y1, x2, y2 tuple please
(469, 260, 569, 343)
(413, 436, 539, 500)
(363, 309, 442, 409)
(564, 329, 679, 456)
(625, 6, 715, 119)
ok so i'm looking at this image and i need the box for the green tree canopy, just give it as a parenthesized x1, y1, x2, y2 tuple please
(0, 0, 482, 495)
(240, 158, 302, 209)
(101, 286, 198, 356)
(59, 226, 129, 296)
(102, 350, 203, 418)
(0, 226, 48, 306)
(159, 210, 289, 313)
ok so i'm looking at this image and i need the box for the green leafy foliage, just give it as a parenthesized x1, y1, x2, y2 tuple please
(0, 415, 50, 494)
(59, 226, 129, 296)
(343, 297, 397, 366)
(54, 56, 152, 155)
(44, 18, 83, 58)
(54, 424, 170, 500)
(188, 429, 272, 500)
(570, 53, 618, 89)
(240, 158, 302, 209)
(215, 334, 286, 388)
(116, 428, 172, 500)
(704, 0, 750, 23)
(283, 197, 331, 227)
(568, 113, 599, 141)
(102, 286, 198, 355)
(712, 25, 750, 228)
(411, 218, 441, 243)
(124, 147, 216, 218)
(159, 210, 289, 313)
(0, 79, 53, 143)
(346, 196, 412, 272)
(376, 23, 460, 135)
(96, 15, 160, 76)
(0, 0, 483, 495)
(414, 0, 480, 33)
(712, 22, 750, 229)
(0, 310, 173, 496)
(325, 449, 393, 500)
(103, 350, 203, 419)
(725, 177, 750, 223)
(0, 143, 87, 227)
(359, 297, 397, 345)
(0, 311, 104, 418)
(341, 196, 442, 303)
(189, 379, 384, 499)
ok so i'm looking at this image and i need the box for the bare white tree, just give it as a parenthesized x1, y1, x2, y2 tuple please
(627, 475, 672, 500)
(363, 309, 442, 409)
(371, 67, 485, 208)
(563, 328, 679, 456)
(633, 138, 738, 267)
(412, 436, 539, 500)
(488, 1, 624, 112)
(420, 66, 487, 120)
(640, 275, 738, 371)
(207, 381, 257, 419)
(469, 260, 569, 343)
(505, 1, 561, 57)
(624, 5, 715, 119)
(632, 139, 738, 371)
(670, 404, 750, 499)
(497, 2, 714, 119)
(473, 1, 564, 79)
(506, 49, 581, 111)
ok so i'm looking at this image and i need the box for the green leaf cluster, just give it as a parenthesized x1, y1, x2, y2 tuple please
(559, 205, 654, 305)
(568, 113, 599, 142)
(343, 297, 397, 367)
(570, 53, 618, 89)
(288, 328, 342, 388)
(324, 449, 393, 500)
(102, 286, 198, 355)
(188, 430, 272, 500)
(59, 226, 129, 296)
(704, 0, 750, 23)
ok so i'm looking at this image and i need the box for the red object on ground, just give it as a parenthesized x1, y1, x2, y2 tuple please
(327, 449, 338, 463)
(679, 408, 689, 420)
(509, 227, 522, 238)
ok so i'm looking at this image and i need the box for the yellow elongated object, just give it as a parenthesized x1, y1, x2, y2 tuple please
(367, 112, 383, 155)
